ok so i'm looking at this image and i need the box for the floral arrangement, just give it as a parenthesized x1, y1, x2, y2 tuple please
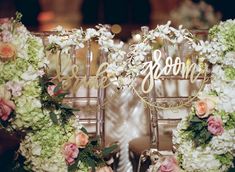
(170, 0, 221, 29)
(45, 24, 127, 90)
(0, 13, 116, 172)
(173, 20, 235, 172)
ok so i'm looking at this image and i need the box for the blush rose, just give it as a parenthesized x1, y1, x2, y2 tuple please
(158, 156, 179, 172)
(63, 143, 79, 165)
(0, 98, 16, 121)
(207, 116, 224, 136)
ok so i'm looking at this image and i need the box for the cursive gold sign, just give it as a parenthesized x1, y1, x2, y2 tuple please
(141, 49, 205, 93)
(50, 48, 208, 109)
(52, 54, 111, 93)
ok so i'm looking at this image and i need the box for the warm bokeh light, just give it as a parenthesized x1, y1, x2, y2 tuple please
(111, 24, 122, 34)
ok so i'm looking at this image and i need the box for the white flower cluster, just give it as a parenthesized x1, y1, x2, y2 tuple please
(48, 26, 85, 54)
(192, 40, 226, 64)
(95, 25, 128, 88)
(146, 21, 192, 44)
(210, 79, 235, 112)
(224, 51, 235, 68)
(47, 24, 127, 89)
(174, 119, 235, 171)
(177, 141, 222, 172)
(210, 129, 235, 155)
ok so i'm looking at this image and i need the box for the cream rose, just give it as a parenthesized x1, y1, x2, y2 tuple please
(195, 97, 216, 118)
(69, 131, 89, 148)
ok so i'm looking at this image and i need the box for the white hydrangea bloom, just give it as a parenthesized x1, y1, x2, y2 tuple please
(210, 129, 235, 155)
(178, 142, 222, 172)
(21, 66, 40, 81)
(224, 51, 235, 68)
(85, 28, 98, 40)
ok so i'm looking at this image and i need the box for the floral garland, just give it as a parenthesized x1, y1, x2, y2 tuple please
(118, 21, 208, 109)
(46, 24, 126, 62)
(172, 20, 235, 172)
(0, 14, 116, 172)
(106, 21, 195, 90)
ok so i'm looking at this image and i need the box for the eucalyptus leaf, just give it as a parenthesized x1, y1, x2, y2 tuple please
(86, 157, 96, 171)
(49, 112, 59, 124)
(80, 127, 88, 134)
(54, 82, 62, 93)
(190, 116, 203, 123)
(102, 144, 118, 157)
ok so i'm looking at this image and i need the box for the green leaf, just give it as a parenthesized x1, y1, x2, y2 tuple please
(80, 127, 88, 134)
(216, 153, 233, 166)
(205, 131, 212, 140)
(49, 112, 59, 124)
(190, 116, 203, 123)
(57, 93, 67, 99)
(101, 144, 118, 157)
(68, 160, 79, 172)
(87, 157, 96, 170)
(89, 137, 99, 146)
(60, 104, 73, 110)
(54, 82, 62, 93)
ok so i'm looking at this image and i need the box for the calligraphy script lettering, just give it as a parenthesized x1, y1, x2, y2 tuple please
(141, 49, 205, 93)
(53, 61, 110, 93)
(52, 49, 206, 94)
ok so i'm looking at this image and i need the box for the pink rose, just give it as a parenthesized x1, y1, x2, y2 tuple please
(47, 85, 63, 97)
(0, 98, 16, 121)
(63, 143, 79, 165)
(47, 85, 56, 96)
(96, 166, 113, 172)
(158, 157, 179, 172)
(207, 116, 224, 136)
(195, 98, 215, 118)
(74, 131, 89, 148)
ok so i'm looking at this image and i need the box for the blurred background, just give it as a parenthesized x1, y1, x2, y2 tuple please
(0, 0, 234, 40)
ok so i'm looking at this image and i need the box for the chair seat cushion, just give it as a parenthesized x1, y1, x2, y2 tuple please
(129, 134, 173, 156)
